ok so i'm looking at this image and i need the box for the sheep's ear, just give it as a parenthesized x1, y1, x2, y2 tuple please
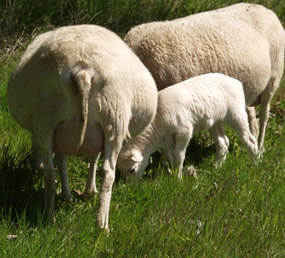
(131, 150, 143, 162)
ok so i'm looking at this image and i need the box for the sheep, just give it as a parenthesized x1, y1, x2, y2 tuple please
(7, 24, 158, 229)
(117, 73, 258, 182)
(124, 3, 285, 151)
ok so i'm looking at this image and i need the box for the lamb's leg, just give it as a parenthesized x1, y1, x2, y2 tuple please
(162, 148, 174, 175)
(209, 123, 229, 168)
(83, 152, 101, 197)
(226, 109, 258, 159)
(97, 139, 122, 230)
(54, 152, 71, 201)
(173, 133, 191, 180)
(246, 107, 259, 139)
(40, 139, 56, 222)
(158, 155, 168, 168)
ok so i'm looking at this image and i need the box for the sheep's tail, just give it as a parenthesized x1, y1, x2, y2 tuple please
(70, 69, 92, 150)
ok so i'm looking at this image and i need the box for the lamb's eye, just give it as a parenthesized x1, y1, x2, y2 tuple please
(129, 168, 135, 173)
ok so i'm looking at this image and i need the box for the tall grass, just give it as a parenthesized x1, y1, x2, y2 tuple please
(1, 0, 284, 37)
(0, 0, 284, 256)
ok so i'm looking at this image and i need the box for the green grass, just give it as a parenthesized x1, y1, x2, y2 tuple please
(1, 0, 285, 257)
(1, 0, 284, 42)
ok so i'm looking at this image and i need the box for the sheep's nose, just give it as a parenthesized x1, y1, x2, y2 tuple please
(129, 168, 135, 173)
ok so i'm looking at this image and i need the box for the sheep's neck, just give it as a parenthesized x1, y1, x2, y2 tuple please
(132, 125, 158, 157)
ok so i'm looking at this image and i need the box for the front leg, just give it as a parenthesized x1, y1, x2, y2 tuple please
(173, 133, 191, 180)
(158, 154, 169, 168)
(210, 123, 229, 168)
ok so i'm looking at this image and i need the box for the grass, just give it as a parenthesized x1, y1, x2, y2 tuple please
(1, 0, 284, 48)
(0, 0, 285, 257)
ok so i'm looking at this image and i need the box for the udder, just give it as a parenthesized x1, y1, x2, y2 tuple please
(54, 119, 104, 156)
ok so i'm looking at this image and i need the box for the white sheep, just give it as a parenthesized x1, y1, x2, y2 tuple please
(124, 3, 285, 150)
(7, 25, 158, 229)
(117, 73, 258, 181)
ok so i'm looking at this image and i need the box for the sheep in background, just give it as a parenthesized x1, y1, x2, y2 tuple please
(7, 25, 158, 229)
(117, 73, 258, 182)
(124, 3, 285, 150)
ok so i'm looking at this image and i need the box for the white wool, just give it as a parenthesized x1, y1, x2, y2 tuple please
(7, 25, 157, 229)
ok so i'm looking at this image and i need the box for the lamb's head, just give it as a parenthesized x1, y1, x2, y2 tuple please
(117, 147, 150, 182)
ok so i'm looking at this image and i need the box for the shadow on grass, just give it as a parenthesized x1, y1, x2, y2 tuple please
(0, 144, 45, 225)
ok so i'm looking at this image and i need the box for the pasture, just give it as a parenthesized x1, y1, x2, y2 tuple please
(0, 0, 284, 256)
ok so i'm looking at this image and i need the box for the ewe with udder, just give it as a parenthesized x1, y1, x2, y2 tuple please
(8, 25, 157, 229)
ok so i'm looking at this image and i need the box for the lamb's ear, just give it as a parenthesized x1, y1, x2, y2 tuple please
(131, 150, 143, 162)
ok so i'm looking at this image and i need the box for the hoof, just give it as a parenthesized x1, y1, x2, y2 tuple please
(43, 214, 56, 225)
(184, 165, 197, 178)
(82, 189, 98, 200)
(72, 189, 84, 198)
(60, 194, 72, 202)
(72, 189, 97, 200)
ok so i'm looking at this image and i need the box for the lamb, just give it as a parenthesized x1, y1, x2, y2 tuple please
(124, 3, 285, 150)
(117, 73, 258, 181)
(7, 24, 158, 229)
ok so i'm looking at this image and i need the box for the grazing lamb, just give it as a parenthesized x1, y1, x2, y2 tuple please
(117, 73, 258, 181)
(124, 3, 285, 150)
(7, 25, 158, 229)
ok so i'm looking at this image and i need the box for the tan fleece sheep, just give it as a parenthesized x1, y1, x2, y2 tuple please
(124, 3, 284, 150)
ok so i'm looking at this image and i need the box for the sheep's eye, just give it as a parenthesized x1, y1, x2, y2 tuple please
(129, 168, 135, 173)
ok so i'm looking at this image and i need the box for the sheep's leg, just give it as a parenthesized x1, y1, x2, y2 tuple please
(173, 133, 191, 180)
(33, 136, 71, 201)
(258, 77, 281, 151)
(31, 134, 43, 170)
(209, 123, 229, 168)
(226, 109, 258, 159)
(97, 139, 122, 230)
(40, 140, 56, 222)
(246, 107, 259, 139)
(258, 102, 269, 152)
(54, 152, 71, 201)
(162, 149, 174, 174)
(159, 155, 168, 168)
(83, 152, 101, 197)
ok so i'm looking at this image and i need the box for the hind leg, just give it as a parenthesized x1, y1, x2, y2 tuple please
(97, 137, 123, 230)
(31, 134, 43, 170)
(210, 123, 229, 168)
(246, 107, 259, 139)
(83, 152, 101, 197)
(54, 152, 71, 200)
(34, 134, 72, 201)
(36, 135, 56, 222)
(258, 76, 282, 151)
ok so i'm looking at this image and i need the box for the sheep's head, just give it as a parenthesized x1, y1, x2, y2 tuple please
(117, 148, 149, 182)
